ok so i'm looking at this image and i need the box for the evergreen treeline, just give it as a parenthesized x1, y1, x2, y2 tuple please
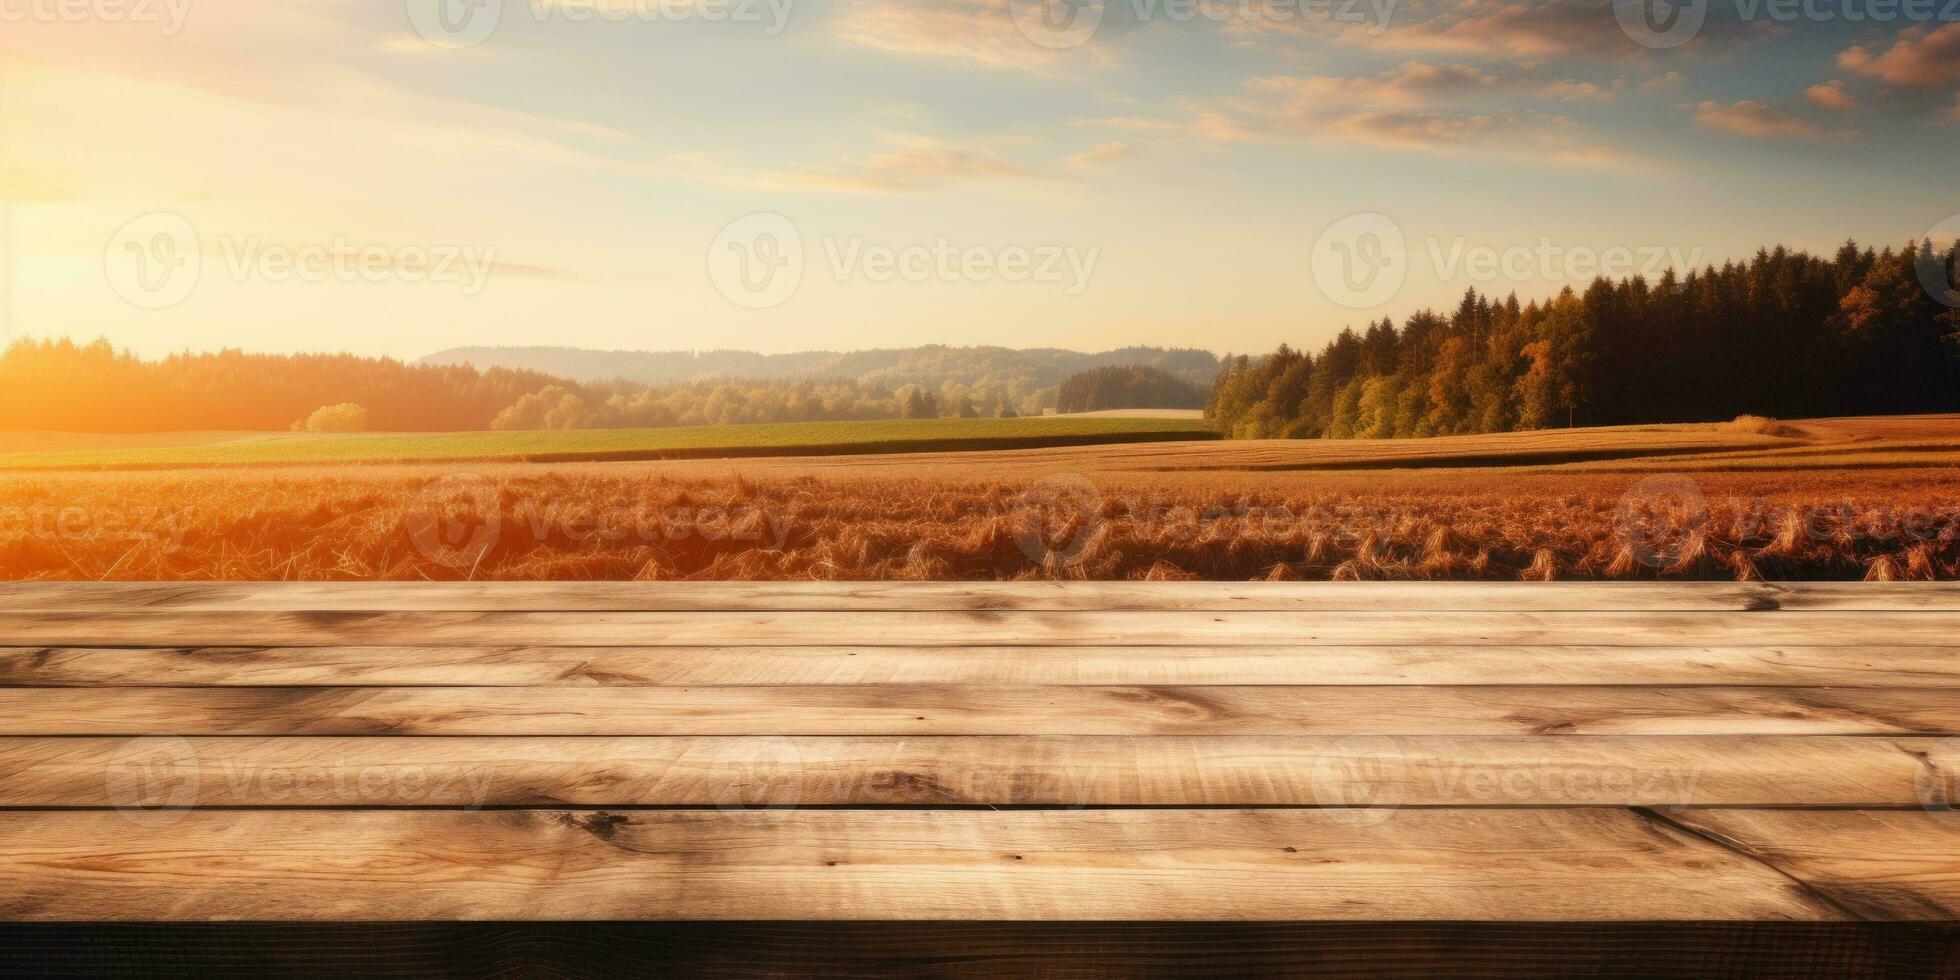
(1208, 241, 1960, 438)
(0, 339, 563, 432)
(1057, 365, 1208, 413)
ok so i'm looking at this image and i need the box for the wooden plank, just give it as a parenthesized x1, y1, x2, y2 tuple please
(5, 581, 1953, 613)
(0, 686, 1949, 736)
(5, 735, 1945, 807)
(7, 644, 1958, 687)
(0, 809, 1852, 920)
(4, 610, 1957, 647)
(1667, 810, 1960, 920)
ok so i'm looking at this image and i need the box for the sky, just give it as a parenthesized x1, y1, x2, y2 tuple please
(1, 0, 1957, 360)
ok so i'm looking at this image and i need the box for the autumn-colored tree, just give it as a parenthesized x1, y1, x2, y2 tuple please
(1209, 239, 1960, 439)
(293, 403, 369, 433)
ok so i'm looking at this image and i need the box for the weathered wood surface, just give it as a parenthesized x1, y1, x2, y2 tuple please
(1669, 810, 1960, 921)
(0, 581, 1953, 925)
(0, 685, 1950, 736)
(6, 644, 1955, 687)
(2, 735, 1945, 807)
(0, 809, 1876, 921)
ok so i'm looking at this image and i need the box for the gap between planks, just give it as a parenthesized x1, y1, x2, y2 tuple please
(5, 610, 1960, 647)
(6, 580, 1957, 613)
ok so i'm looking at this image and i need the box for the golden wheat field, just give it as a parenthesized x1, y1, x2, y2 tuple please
(1, 415, 1956, 582)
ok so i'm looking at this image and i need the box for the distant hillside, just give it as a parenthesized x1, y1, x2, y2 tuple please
(418, 345, 1221, 410)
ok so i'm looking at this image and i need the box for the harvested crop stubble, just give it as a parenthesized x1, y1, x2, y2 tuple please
(0, 465, 1955, 581)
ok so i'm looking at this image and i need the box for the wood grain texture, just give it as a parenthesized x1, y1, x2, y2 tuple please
(4, 609, 1958, 647)
(8, 644, 1958, 688)
(0, 581, 1949, 932)
(1668, 810, 1960, 920)
(4, 580, 1952, 613)
(3, 735, 1945, 807)
(1, 685, 1949, 736)
(0, 808, 1854, 921)
(3, 922, 1954, 977)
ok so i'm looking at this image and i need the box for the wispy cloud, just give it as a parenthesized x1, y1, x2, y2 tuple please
(1803, 80, 1857, 111)
(1838, 23, 1960, 88)
(1690, 100, 1847, 141)
(0, 167, 81, 204)
(1249, 62, 1621, 112)
(676, 134, 1042, 193)
(1066, 141, 1133, 167)
(835, 0, 1097, 71)
(1313, 107, 1631, 167)
(1331, 0, 1623, 58)
(1205, 62, 1636, 167)
(1250, 63, 1503, 110)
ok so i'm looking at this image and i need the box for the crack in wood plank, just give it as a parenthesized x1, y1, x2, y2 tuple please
(1629, 807, 1865, 922)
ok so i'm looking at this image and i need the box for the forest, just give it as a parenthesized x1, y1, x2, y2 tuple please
(7, 239, 1955, 436)
(0, 341, 1210, 432)
(0, 341, 563, 433)
(1056, 365, 1208, 413)
(1208, 240, 1960, 438)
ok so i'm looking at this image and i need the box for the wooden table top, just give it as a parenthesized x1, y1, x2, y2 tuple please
(0, 581, 1955, 922)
